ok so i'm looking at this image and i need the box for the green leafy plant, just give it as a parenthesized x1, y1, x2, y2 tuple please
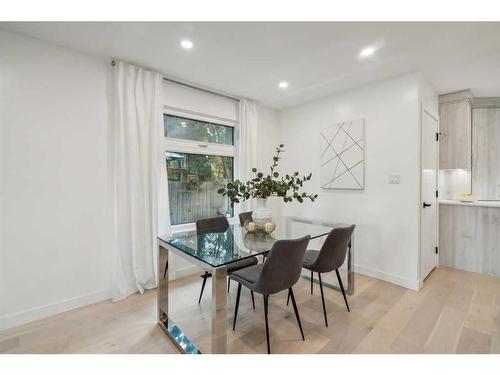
(217, 144, 318, 205)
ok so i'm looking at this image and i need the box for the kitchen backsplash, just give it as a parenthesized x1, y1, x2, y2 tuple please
(439, 169, 471, 200)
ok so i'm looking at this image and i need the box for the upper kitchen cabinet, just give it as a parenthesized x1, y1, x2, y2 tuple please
(471, 98, 500, 200)
(439, 90, 472, 170)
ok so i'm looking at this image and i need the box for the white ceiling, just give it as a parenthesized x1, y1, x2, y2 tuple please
(2, 22, 500, 109)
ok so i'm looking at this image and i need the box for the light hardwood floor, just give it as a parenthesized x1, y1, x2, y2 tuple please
(1, 266, 500, 354)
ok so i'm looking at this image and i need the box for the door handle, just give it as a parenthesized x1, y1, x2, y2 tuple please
(423, 202, 432, 208)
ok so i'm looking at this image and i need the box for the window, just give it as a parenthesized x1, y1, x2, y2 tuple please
(165, 114, 234, 145)
(164, 113, 235, 226)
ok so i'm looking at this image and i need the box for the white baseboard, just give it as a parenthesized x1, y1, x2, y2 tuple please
(0, 264, 420, 332)
(354, 264, 421, 291)
(1, 264, 199, 331)
(174, 263, 421, 290)
(0, 289, 110, 331)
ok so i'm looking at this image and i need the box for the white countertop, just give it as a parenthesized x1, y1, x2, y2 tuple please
(439, 199, 500, 208)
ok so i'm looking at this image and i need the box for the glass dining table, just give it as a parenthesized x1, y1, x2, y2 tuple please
(157, 216, 354, 354)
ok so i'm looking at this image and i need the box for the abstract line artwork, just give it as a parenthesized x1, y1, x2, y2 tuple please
(320, 119, 365, 189)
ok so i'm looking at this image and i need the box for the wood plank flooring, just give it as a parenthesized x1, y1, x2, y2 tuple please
(1, 266, 500, 354)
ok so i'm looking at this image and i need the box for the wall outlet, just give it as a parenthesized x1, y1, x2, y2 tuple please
(388, 174, 401, 184)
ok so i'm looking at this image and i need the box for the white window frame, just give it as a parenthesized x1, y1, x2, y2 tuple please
(164, 106, 239, 232)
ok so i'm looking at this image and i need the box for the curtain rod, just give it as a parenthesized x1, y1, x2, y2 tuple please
(111, 59, 241, 103)
(162, 77, 240, 102)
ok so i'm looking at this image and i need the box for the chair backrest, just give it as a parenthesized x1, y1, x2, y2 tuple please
(314, 225, 355, 273)
(255, 235, 310, 295)
(196, 216, 229, 234)
(238, 211, 253, 226)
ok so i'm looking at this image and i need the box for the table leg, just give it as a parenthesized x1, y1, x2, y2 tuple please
(158, 244, 169, 318)
(211, 267, 228, 354)
(157, 243, 202, 354)
(346, 238, 354, 294)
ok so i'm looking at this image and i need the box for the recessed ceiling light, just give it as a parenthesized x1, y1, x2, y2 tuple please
(181, 122, 187, 127)
(359, 47, 376, 58)
(180, 40, 193, 50)
(279, 81, 288, 89)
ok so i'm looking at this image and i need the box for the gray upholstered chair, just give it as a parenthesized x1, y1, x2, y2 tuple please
(238, 211, 253, 226)
(288, 225, 355, 327)
(230, 235, 310, 354)
(196, 216, 258, 306)
(196, 216, 230, 233)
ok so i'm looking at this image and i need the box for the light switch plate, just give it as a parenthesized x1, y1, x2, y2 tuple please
(388, 174, 401, 184)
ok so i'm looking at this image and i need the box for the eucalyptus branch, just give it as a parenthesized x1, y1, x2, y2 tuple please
(217, 144, 318, 205)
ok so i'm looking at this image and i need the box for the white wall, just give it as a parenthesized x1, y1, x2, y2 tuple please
(256, 106, 282, 215)
(0, 30, 111, 329)
(418, 74, 439, 120)
(276, 73, 422, 289)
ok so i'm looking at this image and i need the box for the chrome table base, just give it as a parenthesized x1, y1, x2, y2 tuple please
(157, 228, 355, 354)
(158, 240, 228, 354)
(158, 313, 202, 354)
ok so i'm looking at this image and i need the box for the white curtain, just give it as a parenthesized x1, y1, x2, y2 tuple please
(111, 61, 169, 302)
(237, 99, 259, 212)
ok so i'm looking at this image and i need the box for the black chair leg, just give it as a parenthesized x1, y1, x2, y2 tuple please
(251, 291, 255, 310)
(318, 273, 328, 327)
(198, 271, 209, 304)
(163, 258, 168, 279)
(335, 269, 350, 312)
(286, 289, 291, 306)
(288, 287, 305, 341)
(227, 277, 231, 293)
(310, 270, 314, 294)
(233, 283, 242, 330)
(263, 295, 271, 354)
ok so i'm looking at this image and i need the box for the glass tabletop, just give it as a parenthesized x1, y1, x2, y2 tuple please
(158, 216, 347, 268)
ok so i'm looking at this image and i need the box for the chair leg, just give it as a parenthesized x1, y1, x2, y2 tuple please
(335, 269, 350, 312)
(232, 283, 242, 330)
(163, 258, 168, 279)
(288, 287, 305, 341)
(318, 273, 328, 327)
(310, 270, 314, 294)
(198, 271, 209, 304)
(227, 277, 231, 293)
(286, 289, 291, 306)
(263, 295, 271, 354)
(251, 291, 255, 310)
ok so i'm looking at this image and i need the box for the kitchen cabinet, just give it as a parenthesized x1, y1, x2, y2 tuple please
(439, 90, 472, 170)
(471, 102, 500, 200)
(439, 201, 500, 277)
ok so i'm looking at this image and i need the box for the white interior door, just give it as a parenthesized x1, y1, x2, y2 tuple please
(420, 109, 439, 281)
